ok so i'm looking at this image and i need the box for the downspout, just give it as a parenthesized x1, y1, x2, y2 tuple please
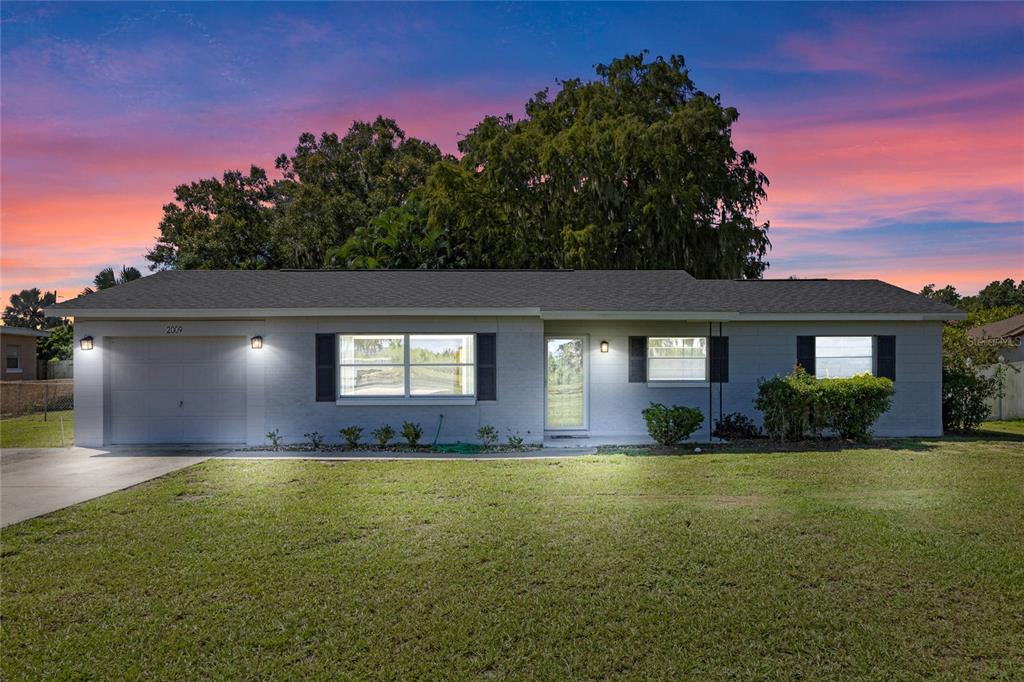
(708, 321, 713, 443)
(719, 321, 724, 428)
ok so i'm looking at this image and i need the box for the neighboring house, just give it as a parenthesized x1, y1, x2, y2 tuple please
(0, 327, 49, 381)
(967, 313, 1024, 362)
(47, 270, 965, 447)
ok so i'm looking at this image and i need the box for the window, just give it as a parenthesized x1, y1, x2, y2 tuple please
(647, 337, 707, 381)
(5, 345, 20, 371)
(339, 334, 475, 398)
(816, 336, 872, 378)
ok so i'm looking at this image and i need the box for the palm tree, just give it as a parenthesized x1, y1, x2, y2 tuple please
(2, 288, 57, 329)
(81, 266, 142, 296)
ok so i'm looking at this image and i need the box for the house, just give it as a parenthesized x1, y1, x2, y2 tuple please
(968, 313, 1024, 362)
(0, 327, 49, 381)
(46, 270, 965, 447)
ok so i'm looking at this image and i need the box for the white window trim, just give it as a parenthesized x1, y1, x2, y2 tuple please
(813, 335, 876, 378)
(336, 333, 477, 402)
(646, 336, 709, 383)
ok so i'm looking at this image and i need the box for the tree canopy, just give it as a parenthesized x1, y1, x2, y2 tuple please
(146, 117, 444, 270)
(2, 288, 57, 330)
(148, 54, 769, 277)
(82, 266, 142, 296)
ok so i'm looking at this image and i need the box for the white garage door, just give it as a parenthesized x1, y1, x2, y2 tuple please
(108, 337, 247, 444)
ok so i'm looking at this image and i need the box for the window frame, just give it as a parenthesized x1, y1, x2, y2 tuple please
(5, 345, 21, 372)
(813, 335, 875, 379)
(646, 336, 709, 384)
(336, 332, 477, 403)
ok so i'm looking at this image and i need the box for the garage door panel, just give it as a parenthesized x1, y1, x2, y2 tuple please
(111, 362, 148, 390)
(182, 418, 245, 442)
(146, 364, 184, 389)
(108, 336, 246, 444)
(111, 390, 148, 417)
(180, 390, 246, 417)
(112, 418, 184, 444)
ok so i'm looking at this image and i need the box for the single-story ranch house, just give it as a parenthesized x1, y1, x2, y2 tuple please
(47, 270, 965, 447)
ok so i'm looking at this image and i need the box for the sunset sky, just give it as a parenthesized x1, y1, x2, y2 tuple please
(2, 1, 1022, 305)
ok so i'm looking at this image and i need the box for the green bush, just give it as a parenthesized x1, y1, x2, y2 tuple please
(304, 431, 325, 449)
(755, 367, 894, 441)
(339, 426, 363, 448)
(712, 412, 762, 439)
(641, 403, 704, 446)
(371, 425, 394, 448)
(943, 367, 1001, 433)
(477, 425, 498, 448)
(401, 421, 423, 447)
(265, 429, 282, 448)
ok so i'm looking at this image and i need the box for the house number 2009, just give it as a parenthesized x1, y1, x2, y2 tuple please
(165, 325, 183, 335)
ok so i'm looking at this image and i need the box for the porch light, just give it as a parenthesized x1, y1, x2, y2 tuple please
(251, 336, 263, 350)
(600, 340, 609, 353)
(80, 336, 94, 351)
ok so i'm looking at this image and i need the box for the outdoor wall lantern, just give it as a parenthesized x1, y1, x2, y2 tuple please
(80, 336, 94, 351)
(250, 336, 263, 350)
(600, 340, 609, 353)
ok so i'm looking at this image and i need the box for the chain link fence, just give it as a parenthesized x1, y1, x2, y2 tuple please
(1, 380, 74, 418)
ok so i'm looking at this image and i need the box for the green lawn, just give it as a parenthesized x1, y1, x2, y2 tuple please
(978, 418, 1024, 436)
(0, 410, 73, 448)
(2, 437, 1023, 679)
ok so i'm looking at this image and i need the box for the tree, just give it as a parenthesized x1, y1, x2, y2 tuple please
(81, 266, 142, 295)
(2, 288, 57, 329)
(145, 118, 444, 270)
(920, 283, 962, 307)
(975, 278, 1024, 309)
(330, 201, 458, 269)
(419, 52, 770, 276)
(37, 323, 73, 363)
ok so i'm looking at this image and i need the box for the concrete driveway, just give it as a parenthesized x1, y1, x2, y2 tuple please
(1, 446, 213, 527)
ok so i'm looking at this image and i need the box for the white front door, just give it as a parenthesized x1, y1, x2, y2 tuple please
(545, 336, 587, 430)
(107, 337, 246, 444)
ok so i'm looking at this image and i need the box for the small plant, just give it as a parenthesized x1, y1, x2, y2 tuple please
(339, 425, 363, 448)
(712, 412, 762, 440)
(265, 428, 282, 449)
(372, 425, 395, 448)
(477, 425, 499, 448)
(506, 430, 526, 448)
(642, 403, 704, 447)
(304, 431, 324, 449)
(401, 421, 423, 447)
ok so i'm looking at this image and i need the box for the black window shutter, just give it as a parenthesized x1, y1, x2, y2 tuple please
(796, 336, 816, 375)
(315, 334, 336, 401)
(628, 336, 647, 383)
(877, 335, 896, 380)
(710, 336, 729, 383)
(477, 333, 497, 400)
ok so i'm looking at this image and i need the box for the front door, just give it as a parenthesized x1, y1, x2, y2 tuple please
(545, 336, 587, 430)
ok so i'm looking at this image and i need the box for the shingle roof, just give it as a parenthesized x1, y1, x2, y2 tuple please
(46, 269, 965, 318)
(967, 313, 1024, 340)
(0, 326, 51, 337)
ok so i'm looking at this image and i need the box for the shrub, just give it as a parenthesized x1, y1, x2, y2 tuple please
(817, 374, 894, 441)
(265, 428, 282, 448)
(941, 325, 1008, 433)
(304, 431, 324, 449)
(401, 421, 423, 447)
(712, 412, 762, 440)
(755, 367, 894, 441)
(506, 430, 526, 448)
(477, 425, 498, 448)
(371, 425, 395, 448)
(754, 367, 819, 441)
(339, 426, 363, 448)
(642, 403, 704, 446)
(943, 367, 1001, 433)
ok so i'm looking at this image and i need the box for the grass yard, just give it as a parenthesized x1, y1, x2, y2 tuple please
(2, 436, 1023, 679)
(0, 410, 73, 448)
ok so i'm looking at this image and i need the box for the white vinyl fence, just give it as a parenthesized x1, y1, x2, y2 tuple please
(982, 361, 1024, 420)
